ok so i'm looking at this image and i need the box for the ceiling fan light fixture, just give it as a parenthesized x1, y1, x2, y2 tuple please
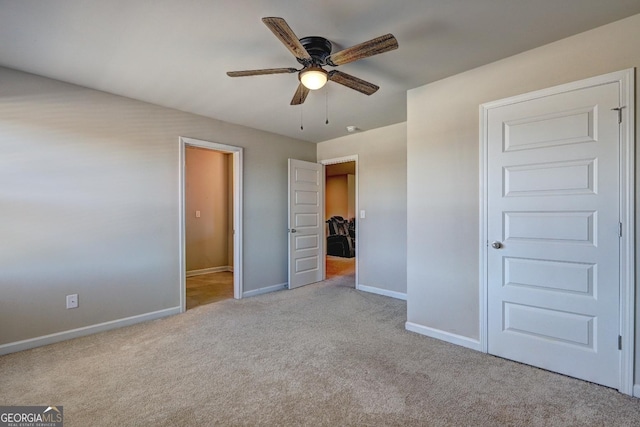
(299, 66, 328, 90)
(228, 18, 398, 105)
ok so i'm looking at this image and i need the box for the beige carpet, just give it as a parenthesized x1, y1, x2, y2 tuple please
(1, 275, 639, 426)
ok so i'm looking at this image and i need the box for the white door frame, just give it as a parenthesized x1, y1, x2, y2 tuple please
(479, 69, 635, 395)
(179, 136, 244, 309)
(320, 155, 359, 288)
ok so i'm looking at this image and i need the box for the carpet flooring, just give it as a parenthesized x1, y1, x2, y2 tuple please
(1, 275, 639, 426)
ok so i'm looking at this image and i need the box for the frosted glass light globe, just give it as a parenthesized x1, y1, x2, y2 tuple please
(300, 67, 328, 90)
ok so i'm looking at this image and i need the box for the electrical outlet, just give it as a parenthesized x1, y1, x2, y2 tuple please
(66, 294, 78, 309)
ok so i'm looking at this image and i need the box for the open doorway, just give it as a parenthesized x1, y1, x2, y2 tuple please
(323, 159, 357, 285)
(179, 137, 243, 312)
(184, 146, 233, 309)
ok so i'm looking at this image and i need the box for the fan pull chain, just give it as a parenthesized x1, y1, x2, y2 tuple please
(300, 104, 304, 131)
(325, 87, 329, 125)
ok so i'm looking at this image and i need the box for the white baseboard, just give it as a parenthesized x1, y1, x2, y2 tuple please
(242, 283, 287, 298)
(633, 384, 640, 398)
(186, 266, 233, 277)
(0, 306, 181, 356)
(405, 322, 482, 352)
(357, 284, 407, 300)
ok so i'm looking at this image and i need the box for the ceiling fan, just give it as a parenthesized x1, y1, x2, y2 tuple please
(227, 17, 398, 105)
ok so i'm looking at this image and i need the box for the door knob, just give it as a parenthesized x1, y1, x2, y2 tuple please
(289, 228, 297, 233)
(491, 241, 503, 249)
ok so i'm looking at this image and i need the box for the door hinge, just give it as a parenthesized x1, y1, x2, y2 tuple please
(618, 335, 622, 350)
(619, 222, 623, 237)
(612, 106, 625, 124)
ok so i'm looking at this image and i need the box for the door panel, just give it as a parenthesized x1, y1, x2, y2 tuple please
(503, 302, 594, 347)
(503, 257, 594, 295)
(487, 82, 620, 388)
(503, 159, 596, 197)
(288, 159, 324, 289)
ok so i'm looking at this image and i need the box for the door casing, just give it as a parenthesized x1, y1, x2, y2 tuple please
(179, 136, 243, 307)
(479, 69, 635, 395)
(320, 155, 359, 286)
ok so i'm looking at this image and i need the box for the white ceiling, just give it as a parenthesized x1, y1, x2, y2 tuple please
(1, 1, 639, 143)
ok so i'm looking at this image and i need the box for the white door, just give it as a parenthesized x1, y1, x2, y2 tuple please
(288, 159, 324, 289)
(487, 82, 621, 388)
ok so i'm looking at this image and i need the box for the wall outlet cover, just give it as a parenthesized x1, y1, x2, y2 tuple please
(66, 294, 78, 309)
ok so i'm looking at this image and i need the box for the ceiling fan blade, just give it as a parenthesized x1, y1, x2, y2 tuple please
(227, 68, 297, 77)
(326, 34, 398, 66)
(290, 83, 310, 105)
(328, 71, 379, 95)
(262, 17, 312, 61)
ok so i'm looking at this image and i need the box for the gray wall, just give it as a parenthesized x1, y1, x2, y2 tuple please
(406, 14, 640, 382)
(0, 66, 315, 347)
(317, 123, 407, 295)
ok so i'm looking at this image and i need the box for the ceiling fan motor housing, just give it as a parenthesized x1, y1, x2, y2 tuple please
(298, 36, 332, 66)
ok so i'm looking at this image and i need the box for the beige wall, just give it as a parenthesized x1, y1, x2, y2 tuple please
(185, 147, 231, 271)
(318, 123, 407, 295)
(406, 14, 640, 382)
(326, 175, 348, 219)
(0, 66, 315, 347)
